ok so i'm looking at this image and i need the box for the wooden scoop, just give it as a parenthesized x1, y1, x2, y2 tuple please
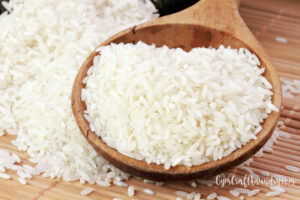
(72, 0, 281, 181)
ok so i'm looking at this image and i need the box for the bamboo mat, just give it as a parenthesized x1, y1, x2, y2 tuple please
(0, 0, 300, 199)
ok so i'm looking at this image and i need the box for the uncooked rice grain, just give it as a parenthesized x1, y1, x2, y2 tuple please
(194, 193, 201, 200)
(17, 177, 27, 185)
(80, 187, 94, 196)
(247, 189, 260, 197)
(217, 196, 231, 200)
(260, 170, 270, 177)
(207, 193, 217, 199)
(284, 165, 299, 172)
(229, 190, 240, 197)
(0, 172, 10, 179)
(270, 185, 286, 193)
(143, 188, 155, 195)
(275, 37, 288, 43)
(128, 185, 134, 196)
(265, 191, 281, 197)
(175, 191, 189, 197)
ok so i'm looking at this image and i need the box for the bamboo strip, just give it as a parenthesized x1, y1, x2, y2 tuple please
(274, 139, 300, 152)
(255, 153, 300, 168)
(282, 100, 300, 112)
(281, 109, 300, 121)
(279, 125, 300, 135)
(272, 145, 300, 157)
(277, 137, 300, 146)
(279, 117, 300, 129)
(268, 148, 300, 162)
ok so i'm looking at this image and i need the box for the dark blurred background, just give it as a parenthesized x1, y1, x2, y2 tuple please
(0, 0, 199, 15)
(151, 0, 199, 16)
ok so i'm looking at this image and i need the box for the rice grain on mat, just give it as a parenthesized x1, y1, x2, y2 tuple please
(229, 189, 240, 197)
(284, 165, 299, 172)
(270, 185, 286, 193)
(80, 187, 94, 196)
(265, 191, 281, 197)
(217, 196, 232, 200)
(260, 170, 270, 176)
(275, 36, 288, 43)
(0, 172, 10, 179)
(83, 42, 278, 168)
(247, 189, 260, 197)
(175, 191, 189, 197)
(143, 188, 155, 195)
(207, 192, 217, 199)
(17, 177, 27, 185)
(127, 185, 134, 196)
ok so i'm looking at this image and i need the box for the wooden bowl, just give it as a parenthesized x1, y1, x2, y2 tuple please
(72, 0, 281, 181)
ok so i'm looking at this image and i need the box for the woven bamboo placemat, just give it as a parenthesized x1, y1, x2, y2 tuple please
(0, 0, 299, 199)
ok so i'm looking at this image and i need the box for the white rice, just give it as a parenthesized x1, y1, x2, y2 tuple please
(0, 172, 10, 179)
(176, 197, 183, 200)
(284, 165, 299, 172)
(275, 37, 288, 44)
(217, 196, 231, 200)
(247, 189, 260, 197)
(229, 190, 240, 197)
(281, 78, 300, 97)
(194, 193, 201, 200)
(17, 177, 27, 185)
(0, 166, 5, 173)
(189, 181, 197, 188)
(127, 185, 135, 196)
(175, 191, 189, 197)
(207, 192, 217, 199)
(186, 192, 196, 199)
(12, 153, 21, 163)
(143, 188, 155, 195)
(265, 191, 281, 197)
(96, 180, 111, 187)
(83, 42, 277, 167)
(259, 170, 270, 177)
(270, 185, 286, 193)
(0, 0, 157, 183)
(233, 188, 251, 194)
(113, 180, 128, 187)
(80, 187, 94, 196)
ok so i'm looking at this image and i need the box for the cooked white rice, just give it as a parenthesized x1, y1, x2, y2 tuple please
(82, 42, 278, 168)
(0, 0, 157, 183)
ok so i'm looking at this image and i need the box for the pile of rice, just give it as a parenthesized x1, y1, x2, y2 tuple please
(82, 42, 278, 169)
(0, 0, 157, 183)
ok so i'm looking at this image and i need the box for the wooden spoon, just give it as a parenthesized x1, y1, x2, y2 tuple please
(72, 0, 281, 181)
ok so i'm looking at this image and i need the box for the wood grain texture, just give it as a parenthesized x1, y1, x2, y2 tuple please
(1, 0, 300, 199)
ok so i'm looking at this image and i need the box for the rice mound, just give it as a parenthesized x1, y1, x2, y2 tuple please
(82, 42, 278, 169)
(0, 0, 157, 183)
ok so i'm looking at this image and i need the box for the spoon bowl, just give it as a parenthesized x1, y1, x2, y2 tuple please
(72, 0, 281, 181)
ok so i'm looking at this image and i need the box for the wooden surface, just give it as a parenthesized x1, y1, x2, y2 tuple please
(1, 0, 300, 199)
(72, 0, 281, 181)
